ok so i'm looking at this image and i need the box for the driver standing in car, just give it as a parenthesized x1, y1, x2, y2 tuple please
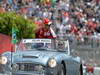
(35, 18, 56, 39)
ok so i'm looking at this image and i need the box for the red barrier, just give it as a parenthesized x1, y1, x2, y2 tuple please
(0, 33, 15, 54)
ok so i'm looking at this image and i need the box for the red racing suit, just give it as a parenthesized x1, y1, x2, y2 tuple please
(35, 27, 56, 39)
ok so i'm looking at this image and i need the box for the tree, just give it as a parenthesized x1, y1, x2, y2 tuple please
(0, 12, 36, 40)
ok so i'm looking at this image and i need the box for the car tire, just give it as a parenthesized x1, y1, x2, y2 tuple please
(58, 64, 65, 75)
(80, 64, 83, 75)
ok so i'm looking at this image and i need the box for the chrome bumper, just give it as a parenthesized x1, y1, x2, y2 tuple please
(0, 72, 12, 75)
(12, 71, 45, 75)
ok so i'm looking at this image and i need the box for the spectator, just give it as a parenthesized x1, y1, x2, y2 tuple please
(0, 4, 6, 13)
(0, 0, 100, 40)
(95, 22, 100, 33)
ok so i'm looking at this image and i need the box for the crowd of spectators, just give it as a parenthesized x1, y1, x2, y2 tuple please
(0, 0, 100, 41)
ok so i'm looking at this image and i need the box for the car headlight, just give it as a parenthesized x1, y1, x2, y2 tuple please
(0, 56, 7, 64)
(48, 58, 57, 68)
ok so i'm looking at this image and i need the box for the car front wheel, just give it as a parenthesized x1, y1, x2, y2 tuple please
(80, 64, 83, 75)
(58, 64, 65, 75)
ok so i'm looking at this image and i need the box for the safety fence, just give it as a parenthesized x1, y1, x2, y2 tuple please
(69, 35, 100, 49)
(66, 35, 100, 66)
(67, 35, 100, 75)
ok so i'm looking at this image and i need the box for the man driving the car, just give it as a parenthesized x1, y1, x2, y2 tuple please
(57, 41, 64, 50)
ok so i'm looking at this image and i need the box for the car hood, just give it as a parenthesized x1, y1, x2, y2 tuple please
(13, 50, 64, 66)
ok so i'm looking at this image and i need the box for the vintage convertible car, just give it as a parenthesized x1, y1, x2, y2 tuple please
(1, 39, 83, 75)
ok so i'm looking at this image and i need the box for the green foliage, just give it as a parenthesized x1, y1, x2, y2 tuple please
(0, 12, 36, 39)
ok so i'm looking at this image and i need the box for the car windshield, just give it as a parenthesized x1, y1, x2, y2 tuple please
(16, 39, 69, 52)
(17, 39, 54, 51)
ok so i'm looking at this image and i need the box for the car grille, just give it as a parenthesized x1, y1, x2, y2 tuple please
(17, 63, 40, 71)
(18, 63, 34, 71)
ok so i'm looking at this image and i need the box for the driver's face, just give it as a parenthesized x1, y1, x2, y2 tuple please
(58, 43, 64, 49)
